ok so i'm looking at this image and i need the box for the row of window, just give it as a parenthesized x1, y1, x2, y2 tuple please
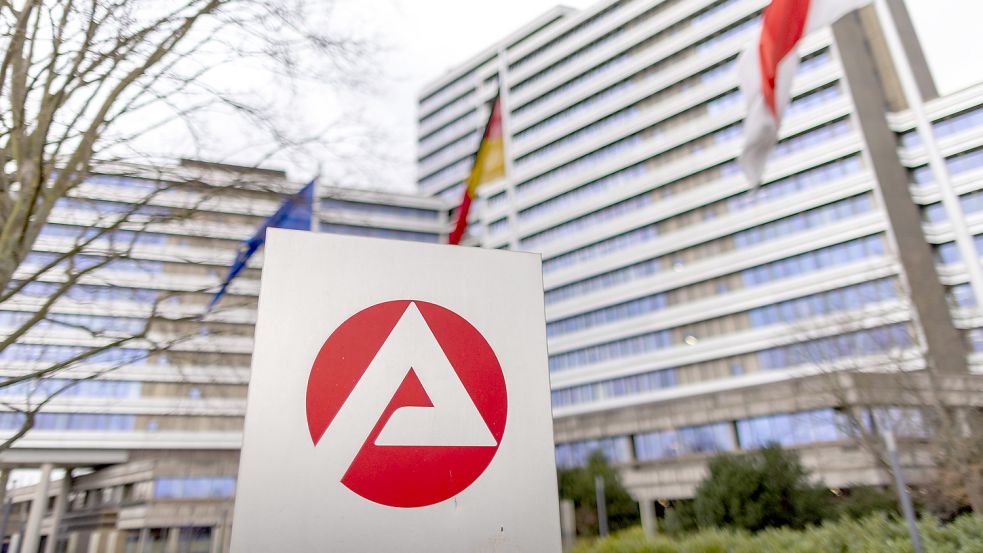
(0, 310, 146, 334)
(548, 328, 671, 372)
(13, 281, 162, 304)
(123, 527, 212, 553)
(513, 53, 631, 117)
(548, 292, 667, 337)
(511, 27, 626, 96)
(513, 44, 824, 150)
(513, 0, 745, 117)
(548, 151, 862, 258)
(546, 231, 885, 323)
(549, 237, 883, 371)
(438, 183, 466, 204)
(511, 80, 636, 147)
(923, 186, 983, 224)
(552, 279, 896, 407)
(948, 283, 975, 308)
(514, 129, 646, 210)
(85, 174, 161, 192)
(56, 197, 172, 217)
(785, 84, 842, 117)
(771, 118, 852, 159)
(418, 89, 475, 126)
(733, 193, 872, 249)
(553, 352, 759, 410)
(551, 367, 677, 408)
(519, 119, 854, 252)
(0, 378, 142, 399)
(0, 411, 135, 431)
(419, 120, 478, 160)
(154, 476, 236, 499)
(515, 55, 747, 169)
(539, 154, 863, 275)
(0, 343, 148, 364)
(741, 234, 885, 288)
(317, 223, 440, 243)
(548, 277, 895, 377)
(633, 422, 734, 463)
(497, 44, 829, 213)
(520, 175, 653, 250)
(514, 107, 737, 212)
(24, 251, 165, 274)
(418, 131, 481, 171)
(559, 406, 927, 468)
(515, 106, 640, 169)
(418, 156, 471, 188)
(935, 233, 983, 265)
(507, 0, 634, 74)
(555, 436, 632, 469)
(552, 322, 917, 410)
(737, 409, 848, 450)
(320, 198, 442, 221)
(967, 328, 983, 352)
(632, 190, 871, 281)
(748, 278, 896, 328)
(39, 225, 169, 247)
(419, 52, 487, 109)
(912, 147, 983, 186)
(900, 106, 983, 148)
(725, 155, 863, 212)
(757, 324, 912, 371)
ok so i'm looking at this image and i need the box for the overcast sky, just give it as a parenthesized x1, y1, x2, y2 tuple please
(194, 0, 983, 190)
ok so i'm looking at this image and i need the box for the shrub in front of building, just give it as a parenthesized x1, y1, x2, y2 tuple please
(573, 514, 983, 553)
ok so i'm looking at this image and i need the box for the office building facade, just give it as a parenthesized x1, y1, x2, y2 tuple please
(416, 0, 983, 513)
(0, 163, 447, 553)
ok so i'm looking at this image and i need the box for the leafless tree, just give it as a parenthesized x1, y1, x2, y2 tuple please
(785, 277, 983, 514)
(0, 0, 374, 452)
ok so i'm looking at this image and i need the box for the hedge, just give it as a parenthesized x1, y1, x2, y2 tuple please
(572, 514, 983, 553)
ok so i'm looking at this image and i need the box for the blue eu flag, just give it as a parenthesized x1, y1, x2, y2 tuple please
(207, 179, 316, 311)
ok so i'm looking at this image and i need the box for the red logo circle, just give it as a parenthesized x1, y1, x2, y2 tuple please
(306, 300, 508, 508)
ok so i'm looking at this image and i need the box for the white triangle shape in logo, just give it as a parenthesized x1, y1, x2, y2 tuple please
(370, 302, 497, 447)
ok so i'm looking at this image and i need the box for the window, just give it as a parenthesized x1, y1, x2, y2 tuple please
(318, 223, 439, 243)
(757, 324, 912, 370)
(549, 330, 672, 372)
(320, 199, 440, 221)
(634, 423, 734, 461)
(737, 409, 848, 449)
(154, 476, 236, 499)
(551, 368, 677, 407)
(555, 436, 632, 468)
(0, 412, 136, 431)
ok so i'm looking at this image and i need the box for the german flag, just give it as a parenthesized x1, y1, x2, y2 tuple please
(448, 94, 505, 245)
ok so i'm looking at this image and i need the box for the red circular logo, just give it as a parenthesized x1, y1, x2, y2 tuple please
(306, 300, 508, 508)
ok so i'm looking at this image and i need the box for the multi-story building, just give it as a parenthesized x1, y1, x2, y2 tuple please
(0, 162, 448, 553)
(417, 0, 983, 523)
(5, 0, 983, 548)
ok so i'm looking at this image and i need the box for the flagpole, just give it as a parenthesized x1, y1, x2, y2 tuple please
(310, 172, 321, 233)
(871, 0, 983, 309)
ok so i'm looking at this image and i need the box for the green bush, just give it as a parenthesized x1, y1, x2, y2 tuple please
(559, 451, 640, 536)
(574, 514, 983, 553)
(832, 486, 900, 520)
(692, 445, 830, 531)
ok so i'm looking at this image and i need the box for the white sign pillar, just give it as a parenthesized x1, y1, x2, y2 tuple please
(230, 230, 561, 552)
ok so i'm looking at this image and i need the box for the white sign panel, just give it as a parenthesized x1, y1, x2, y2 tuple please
(230, 229, 562, 552)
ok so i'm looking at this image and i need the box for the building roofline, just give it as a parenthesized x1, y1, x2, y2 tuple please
(418, 5, 577, 100)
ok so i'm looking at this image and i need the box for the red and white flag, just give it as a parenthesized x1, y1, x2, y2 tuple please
(738, 0, 869, 186)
